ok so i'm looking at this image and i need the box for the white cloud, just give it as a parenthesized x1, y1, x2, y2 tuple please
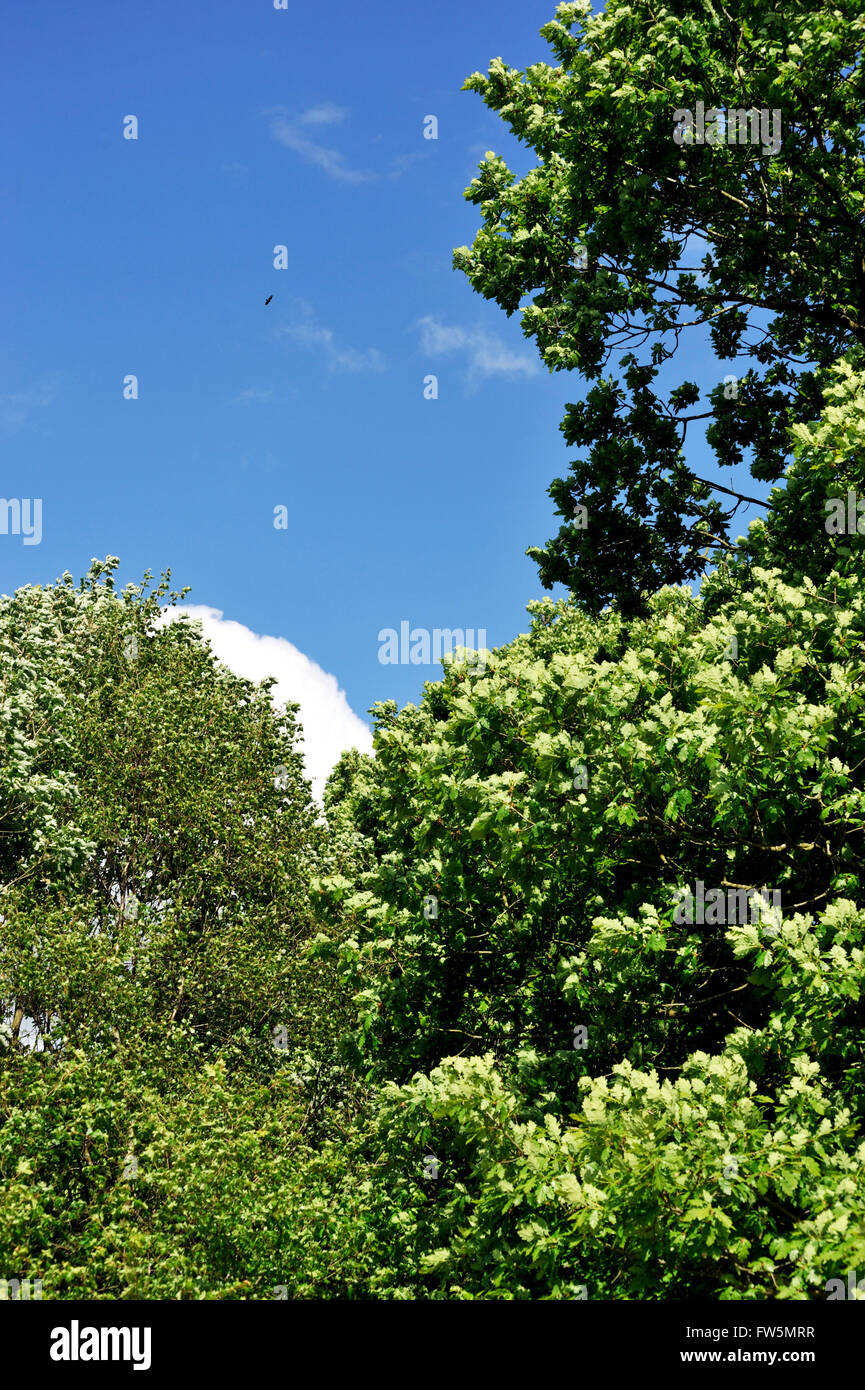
(299, 103, 349, 126)
(0, 381, 57, 428)
(232, 387, 274, 405)
(163, 605, 373, 801)
(277, 303, 385, 373)
(267, 104, 417, 183)
(269, 112, 375, 185)
(415, 315, 539, 386)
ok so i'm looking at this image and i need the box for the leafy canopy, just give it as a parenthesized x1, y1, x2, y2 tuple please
(455, 0, 865, 613)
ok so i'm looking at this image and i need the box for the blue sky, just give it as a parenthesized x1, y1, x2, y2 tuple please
(1, 0, 768, 789)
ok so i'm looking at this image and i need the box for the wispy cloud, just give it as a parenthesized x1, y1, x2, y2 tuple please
(266, 103, 420, 184)
(277, 302, 385, 374)
(415, 316, 539, 387)
(387, 151, 424, 179)
(232, 387, 274, 405)
(0, 381, 57, 429)
(268, 105, 376, 185)
(299, 103, 349, 127)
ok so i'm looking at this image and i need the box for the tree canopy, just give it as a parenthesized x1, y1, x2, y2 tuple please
(454, 0, 865, 613)
(2, 2, 864, 1305)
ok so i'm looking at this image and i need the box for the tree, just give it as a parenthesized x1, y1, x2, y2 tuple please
(0, 558, 320, 1060)
(309, 368, 865, 1296)
(0, 559, 354, 1297)
(454, 0, 865, 614)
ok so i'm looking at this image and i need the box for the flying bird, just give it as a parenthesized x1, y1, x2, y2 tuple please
(265, 295, 273, 305)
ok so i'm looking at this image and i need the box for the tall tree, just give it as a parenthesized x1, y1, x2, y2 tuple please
(0, 561, 355, 1298)
(454, 0, 865, 613)
(0, 558, 319, 1063)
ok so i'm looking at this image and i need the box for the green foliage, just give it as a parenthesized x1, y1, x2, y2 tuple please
(0, 558, 322, 1061)
(315, 556, 865, 1095)
(304, 365, 865, 1297)
(4, 2, 865, 1304)
(364, 1043, 865, 1300)
(454, 0, 865, 612)
(711, 353, 865, 596)
(4, 451, 864, 1303)
(0, 560, 356, 1297)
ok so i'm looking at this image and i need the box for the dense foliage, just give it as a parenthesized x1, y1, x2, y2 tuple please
(305, 365, 865, 1297)
(0, 562, 357, 1297)
(2, 1, 864, 1302)
(454, 0, 865, 613)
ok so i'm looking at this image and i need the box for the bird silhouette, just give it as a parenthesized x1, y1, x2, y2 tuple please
(265, 295, 273, 305)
